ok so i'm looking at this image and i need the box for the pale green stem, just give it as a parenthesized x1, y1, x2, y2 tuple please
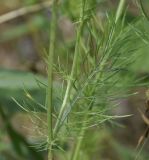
(70, 120, 86, 160)
(115, 0, 125, 23)
(70, 1, 126, 160)
(53, 0, 86, 136)
(46, 0, 57, 160)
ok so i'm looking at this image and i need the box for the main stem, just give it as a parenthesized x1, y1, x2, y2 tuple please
(53, 0, 86, 136)
(70, 1, 126, 160)
(46, 1, 57, 160)
(70, 121, 86, 160)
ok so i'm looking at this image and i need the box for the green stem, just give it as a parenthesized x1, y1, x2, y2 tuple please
(53, 0, 86, 136)
(70, 119, 86, 160)
(115, 0, 125, 23)
(46, 0, 57, 160)
(70, 1, 126, 160)
(70, 102, 94, 160)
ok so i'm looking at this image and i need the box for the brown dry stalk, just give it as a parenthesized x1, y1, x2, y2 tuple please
(0, 1, 52, 24)
(137, 100, 149, 148)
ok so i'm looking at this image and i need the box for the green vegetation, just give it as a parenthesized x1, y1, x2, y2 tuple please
(1, 0, 149, 160)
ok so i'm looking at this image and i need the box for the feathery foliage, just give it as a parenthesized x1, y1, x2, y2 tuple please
(11, 0, 149, 159)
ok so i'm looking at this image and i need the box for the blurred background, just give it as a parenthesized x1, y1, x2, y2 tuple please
(1, 0, 149, 159)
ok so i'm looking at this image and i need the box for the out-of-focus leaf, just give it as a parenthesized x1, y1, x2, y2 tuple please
(0, 69, 46, 89)
(0, 69, 62, 113)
